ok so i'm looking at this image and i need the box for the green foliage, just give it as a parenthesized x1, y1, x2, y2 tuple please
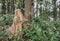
(0, 14, 13, 26)
(0, 17, 60, 41)
(22, 17, 57, 41)
(15, 0, 24, 11)
(0, 0, 60, 41)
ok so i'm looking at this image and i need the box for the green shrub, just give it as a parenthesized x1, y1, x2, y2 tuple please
(0, 14, 14, 26)
(0, 16, 60, 41)
(22, 17, 57, 41)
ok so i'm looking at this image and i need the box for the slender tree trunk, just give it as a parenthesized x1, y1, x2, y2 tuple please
(7, 0, 14, 14)
(52, 0, 57, 21)
(11, 0, 15, 14)
(2, 0, 6, 14)
(5, 0, 8, 14)
(59, 8, 60, 20)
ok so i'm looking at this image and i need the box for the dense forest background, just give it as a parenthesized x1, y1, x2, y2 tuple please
(0, 0, 60, 41)
(0, 0, 60, 20)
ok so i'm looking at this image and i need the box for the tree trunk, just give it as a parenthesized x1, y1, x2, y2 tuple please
(52, 0, 57, 21)
(2, 0, 6, 14)
(59, 8, 60, 20)
(7, 0, 15, 14)
(25, 0, 32, 17)
(11, 0, 15, 14)
(25, 0, 34, 22)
